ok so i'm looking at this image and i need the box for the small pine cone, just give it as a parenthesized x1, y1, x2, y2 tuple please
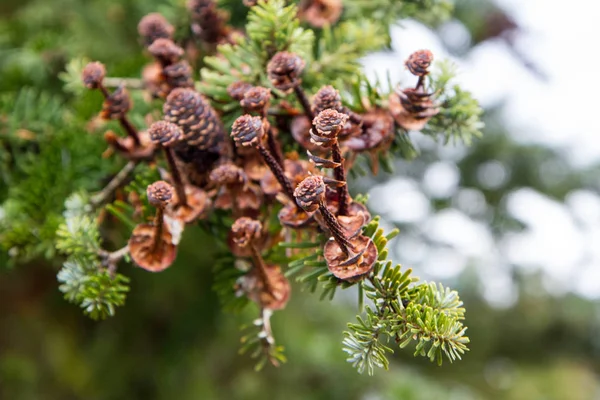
(299, 0, 342, 28)
(163, 88, 224, 151)
(210, 163, 245, 186)
(100, 85, 131, 120)
(148, 121, 183, 147)
(148, 38, 184, 66)
(312, 85, 342, 115)
(138, 13, 174, 47)
(163, 60, 195, 90)
(147, 181, 174, 207)
(405, 50, 434, 77)
(231, 217, 262, 248)
(313, 109, 348, 139)
(82, 62, 106, 89)
(187, 0, 229, 44)
(266, 52, 305, 92)
(294, 175, 325, 212)
(188, 0, 215, 20)
(240, 86, 271, 112)
(231, 115, 263, 147)
(227, 81, 254, 101)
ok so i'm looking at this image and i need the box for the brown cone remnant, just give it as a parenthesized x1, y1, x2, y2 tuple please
(231, 217, 262, 248)
(231, 217, 291, 310)
(311, 109, 351, 215)
(187, 0, 231, 44)
(267, 52, 306, 92)
(294, 175, 326, 213)
(231, 115, 263, 147)
(138, 13, 174, 47)
(129, 181, 178, 272)
(83, 62, 143, 148)
(148, 120, 182, 147)
(313, 109, 348, 140)
(232, 115, 298, 204)
(148, 121, 212, 222)
(345, 109, 395, 174)
(210, 163, 261, 214)
(163, 60, 195, 90)
(82, 62, 106, 89)
(312, 85, 343, 115)
(294, 176, 376, 281)
(389, 87, 439, 131)
(227, 81, 254, 101)
(405, 49, 434, 77)
(241, 86, 271, 113)
(299, 0, 343, 28)
(100, 85, 132, 120)
(148, 38, 185, 66)
(243, 264, 291, 311)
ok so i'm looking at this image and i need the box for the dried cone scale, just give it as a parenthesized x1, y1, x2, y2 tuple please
(294, 176, 377, 282)
(129, 181, 178, 272)
(148, 121, 211, 223)
(231, 217, 290, 310)
(389, 87, 439, 131)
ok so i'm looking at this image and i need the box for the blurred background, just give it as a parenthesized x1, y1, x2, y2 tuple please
(1, 0, 599, 399)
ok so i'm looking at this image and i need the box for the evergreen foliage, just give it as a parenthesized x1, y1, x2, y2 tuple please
(0, 0, 482, 373)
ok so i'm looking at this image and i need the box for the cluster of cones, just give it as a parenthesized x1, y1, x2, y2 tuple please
(82, 6, 440, 313)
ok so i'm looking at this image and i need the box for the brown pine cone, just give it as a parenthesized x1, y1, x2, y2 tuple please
(138, 13, 174, 47)
(231, 115, 263, 147)
(298, 0, 342, 28)
(312, 85, 342, 115)
(163, 88, 224, 152)
(100, 85, 131, 120)
(405, 50, 434, 77)
(148, 121, 183, 147)
(148, 38, 184, 66)
(82, 62, 106, 89)
(147, 181, 174, 207)
(267, 52, 305, 92)
(227, 81, 254, 101)
(231, 217, 262, 248)
(187, 0, 230, 44)
(294, 175, 326, 212)
(313, 109, 348, 139)
(163, 60, 195, 90)
(240, 86, 271, 112)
